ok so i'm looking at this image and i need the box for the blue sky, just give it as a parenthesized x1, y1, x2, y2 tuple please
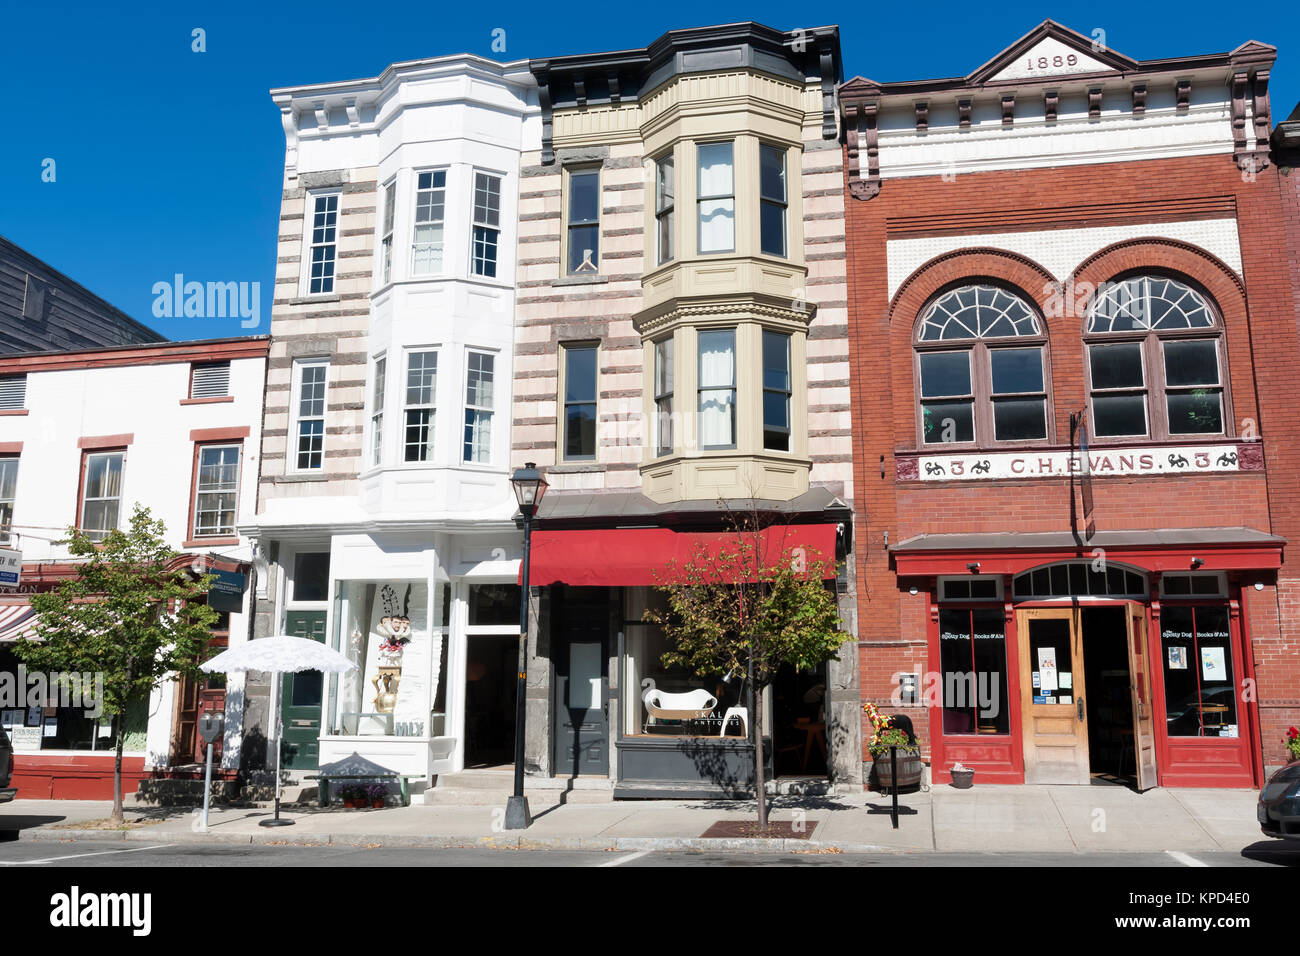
(2, 1, 1296, 341)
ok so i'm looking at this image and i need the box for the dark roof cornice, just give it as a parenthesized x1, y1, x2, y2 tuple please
(530, 22, 842, 163)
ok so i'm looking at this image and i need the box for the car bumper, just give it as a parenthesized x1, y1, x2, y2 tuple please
(0, 788, 15, 803)
(1258, 801, 1300, 839)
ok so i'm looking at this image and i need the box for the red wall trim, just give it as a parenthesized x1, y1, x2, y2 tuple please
(77, 433, 134, 449)
(0, 442, 22, 454)
(189, 426, 250, 442)
(0, 337, 270, 376)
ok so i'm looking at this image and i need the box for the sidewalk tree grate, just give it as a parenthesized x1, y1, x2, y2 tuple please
(699, 820, 818, 839)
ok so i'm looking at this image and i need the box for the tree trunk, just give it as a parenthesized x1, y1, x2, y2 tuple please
(111, 721, 125, 825)
(753, 682, 767, 830)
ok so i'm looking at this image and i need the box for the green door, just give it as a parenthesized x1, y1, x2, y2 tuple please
(281, 610, 327, 771)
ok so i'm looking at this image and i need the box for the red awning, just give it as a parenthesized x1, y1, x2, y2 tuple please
(522, 525, 838, 587)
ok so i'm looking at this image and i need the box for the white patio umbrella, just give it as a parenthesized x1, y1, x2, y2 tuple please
(202, 635, 357, 827)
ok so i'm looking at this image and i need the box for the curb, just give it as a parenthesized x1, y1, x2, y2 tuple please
(17, 827, 890, 854)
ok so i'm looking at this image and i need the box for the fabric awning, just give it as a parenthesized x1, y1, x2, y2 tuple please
(0, 604, 37, 643)
(522, 524, 839, 587)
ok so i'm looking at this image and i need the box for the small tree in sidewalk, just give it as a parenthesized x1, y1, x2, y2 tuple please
(645, 509, 849, 831)
(14, 505, 217, 824)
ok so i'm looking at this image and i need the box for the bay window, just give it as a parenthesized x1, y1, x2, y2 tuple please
(403, 350, 437, 462)
(915, 285, 1047, 446)
(762, 330, 791, 451)
(654, 336, 674, 456)
(696, 142, 735, 254)
(370, 356, 386, 467)
(697, 329, 736, 450)
(471, 172, 501, 278)
(380, 180, 396, 284)
(759, 144, 787, 258)
(655, 156, 675, 265)
(463, 350, 495, 463)
(1086, 275, 1226, 440)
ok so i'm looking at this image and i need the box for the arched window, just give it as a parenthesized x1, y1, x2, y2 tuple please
(915, 285, 1049, 446)
(1085, 276, 1226, 439)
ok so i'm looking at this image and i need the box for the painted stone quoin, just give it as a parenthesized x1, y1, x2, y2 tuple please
(841, 20, 1298, 789)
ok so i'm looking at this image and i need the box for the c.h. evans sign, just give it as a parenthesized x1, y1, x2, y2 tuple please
(898, 443, 1263, 482)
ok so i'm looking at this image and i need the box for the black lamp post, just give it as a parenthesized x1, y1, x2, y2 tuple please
(505, 461, 547, 830)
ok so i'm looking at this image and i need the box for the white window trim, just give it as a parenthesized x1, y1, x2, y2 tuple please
(301, 190, 342, 297)
(411, 168, 450, 278)
(469, 169, 505, 280)
(290, 358, 330, 474)
(80, 450, 126, 542)
(403, 347, 439, 464)
(192, 443, 242, 538)
(463, 348, 497, 465)
(379, 179, 397, 287)
(0, 455, 18, 545)
(368, 353, 387, 469)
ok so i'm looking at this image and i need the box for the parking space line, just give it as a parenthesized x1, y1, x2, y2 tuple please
(0, 844, 176, 866)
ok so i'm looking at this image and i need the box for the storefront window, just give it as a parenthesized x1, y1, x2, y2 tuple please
(330, 580, 435, 738)
(938, 608, 1009, 734)
(1160, 605, 1237, 738)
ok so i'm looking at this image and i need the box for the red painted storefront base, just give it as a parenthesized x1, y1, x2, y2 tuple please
(11, 755, 148, 800)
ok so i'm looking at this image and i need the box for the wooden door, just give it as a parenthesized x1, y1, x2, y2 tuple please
(1018, 607, 1089, 784)
(281, 610, 327, 771)
(1125, 602, 1158, 790)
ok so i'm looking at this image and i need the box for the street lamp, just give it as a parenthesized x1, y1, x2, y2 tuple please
(506, 462, 547, 829)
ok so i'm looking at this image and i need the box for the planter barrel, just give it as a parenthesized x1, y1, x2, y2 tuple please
(871, 749, 923, 792)
(950, 768, 975, 789)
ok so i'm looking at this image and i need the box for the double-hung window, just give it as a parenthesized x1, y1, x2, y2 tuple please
(915, 285, 1048, 446)
(193, 444, 240, 537)
(412, 170, 446, 275)
(762, 330, 792, 451)
(1086, 276, 1225, 439)
(404, 350, 437, 462)
(566, 169, 600, 274)
(561, 344, 597, 460)
(80, 451, 124, 541)
(697, 329, 736, 450)
(654, 337, 674, 456)
(471, 172, 502, 278)
(370, 356, 386, 467)
(463, 351, 495, 463)
(759, 144, 788, 258)
(0, 456, 17, 543)
(655, 156, 675, 265)
(307, 193, 339, 295)
(697, 142, 735, 254)
(293, 359, 328, 471)
(380, 181, 396, 284)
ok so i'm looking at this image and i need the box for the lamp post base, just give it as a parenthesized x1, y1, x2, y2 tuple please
(258, 818, 295, 827)
(503, 795, 532, 830)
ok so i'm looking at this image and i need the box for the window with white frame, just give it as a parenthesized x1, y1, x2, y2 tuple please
(404, 350, 438, 462)
(370, 355, 386, 467)
(412, 170, 447, 275)
(380, 180, 396, 284)
(463, 351, 495, 463)
(654, 336, 674, 456)
(0, 375, 27, 410)
(697, 142, 735, 254)
(293, 359, 328, 471)
(471, 172, 502, 278)
(193, 444, 240, 537)
(0, 456, 17, 543)
(306, 193, 339, 295)
(698, 329, 736, 450)
(189, 361, 230, 399)
(759, 144, 788, 258)
(80, 451, 124, 541)
(655, 155, 675, 265)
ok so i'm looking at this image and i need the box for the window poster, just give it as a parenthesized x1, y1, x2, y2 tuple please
(1168, 646, 1188, 670)
(1037, 647, 1058, 692)
(1059, 695, 1073, 705)
(1032, 671, 1041, 688)
(42, 717, 57, 737)
(1033, 695, 1047, 704)
(1201, 646, 1227, 681)
(1221, 724, 1238, 738)
(1059, 672, 1073, 689)
(26, 706, 41, 726)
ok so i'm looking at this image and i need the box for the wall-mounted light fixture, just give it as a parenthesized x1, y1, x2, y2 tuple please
(966, 562, 981, 573)
(1190, 557, 1204, 569)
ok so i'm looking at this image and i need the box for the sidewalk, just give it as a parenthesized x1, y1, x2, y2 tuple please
(0, 785, 1267, 854)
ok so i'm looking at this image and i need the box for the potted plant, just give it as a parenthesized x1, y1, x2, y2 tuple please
(364, 783, 389, 809)
(864, 702, 923, 791)
(1287, 727, 1300, 764)
(949, 761, 975, 789)
(338, 783, 368, 809)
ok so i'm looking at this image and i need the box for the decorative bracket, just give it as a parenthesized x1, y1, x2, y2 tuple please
(958, 98, 972, 129)
(1088, 88, 1102, 119)
(819, 40, 837, 139)
(915, 101, 928, 132)
(1132, 84, 1146, 117)
(1001, 94, 1015, 127)
(1044, 90, 1058, 123)
(846, 102, 881, 200)
(1176, 79, 1191, 112)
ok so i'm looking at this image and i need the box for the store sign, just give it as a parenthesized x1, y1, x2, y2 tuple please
(0, 548, 21, 588)
(903, 443, 1256, 482)
(208, 570, 246, 613)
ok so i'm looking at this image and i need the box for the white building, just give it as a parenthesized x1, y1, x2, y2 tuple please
(247, 55, 539, 789)
(0, 336, 269, 797)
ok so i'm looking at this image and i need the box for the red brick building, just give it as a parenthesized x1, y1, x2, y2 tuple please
(841, 21, 1297, 788)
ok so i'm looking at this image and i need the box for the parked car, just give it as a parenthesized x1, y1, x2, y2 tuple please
(0, 724, 15, 802)
(1257, 762, 1300, 839)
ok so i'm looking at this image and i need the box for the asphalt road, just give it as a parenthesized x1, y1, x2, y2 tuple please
(0, 840, 1297, 867)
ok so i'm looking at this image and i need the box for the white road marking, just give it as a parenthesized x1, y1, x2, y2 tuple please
(599, 849, 652, 867)
(0, 844, 177, 866)
(1166, 850, 1208, 867)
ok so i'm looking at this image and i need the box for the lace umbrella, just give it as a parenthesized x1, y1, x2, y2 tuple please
(202, 635, 357, 826)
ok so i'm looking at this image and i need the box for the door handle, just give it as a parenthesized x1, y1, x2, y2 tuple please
(1076, 696, 1085, 722)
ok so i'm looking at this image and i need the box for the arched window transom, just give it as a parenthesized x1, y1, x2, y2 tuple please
(919, 284, 1041, 341)
(1087, 277, 1214, 333)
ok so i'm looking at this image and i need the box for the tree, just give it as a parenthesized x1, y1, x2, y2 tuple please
(14, 505, 217, 823)
(645, 511, 849, 830)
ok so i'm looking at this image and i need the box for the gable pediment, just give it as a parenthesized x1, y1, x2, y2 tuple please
(969, 20, 1138, 85)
